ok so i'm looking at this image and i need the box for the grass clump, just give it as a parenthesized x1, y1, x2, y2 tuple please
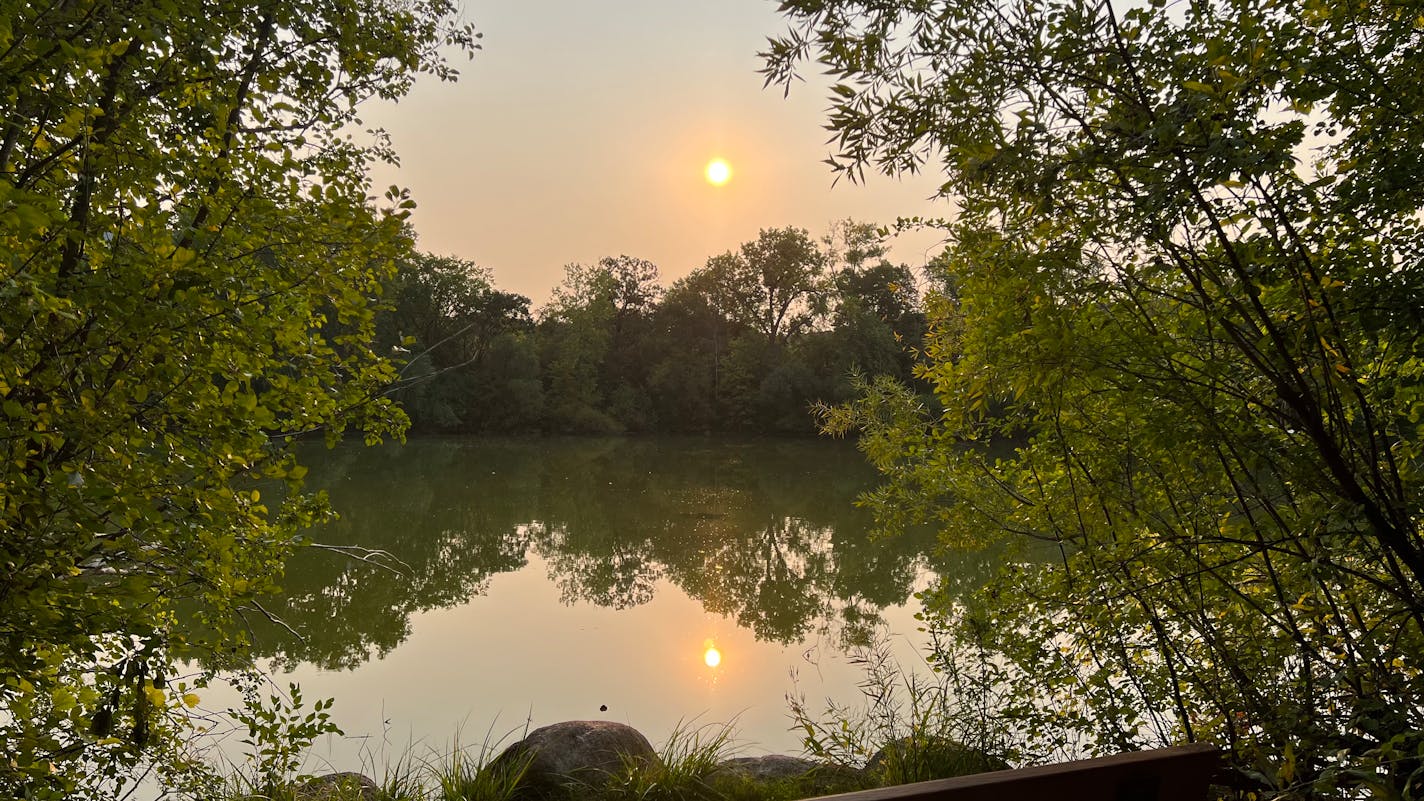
(597, 722, 868, 801)
(428, 732, 532, 801)
(597, 721, 736, 801)
(788, 634, 1013, 787)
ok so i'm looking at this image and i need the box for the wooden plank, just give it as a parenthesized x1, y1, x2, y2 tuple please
(804, 744, 1222, 801)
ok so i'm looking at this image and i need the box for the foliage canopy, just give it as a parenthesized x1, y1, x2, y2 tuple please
(767, 0, 1424, 795)
(0, 0, 475, 793)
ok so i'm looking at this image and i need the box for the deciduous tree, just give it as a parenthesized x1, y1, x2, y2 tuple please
(769, 0, 1424, 794)
(707, 227, 827, 347)
(538, 256, 663, 432)
(0, 0, 476, 793)
(383, 253, 536, 432)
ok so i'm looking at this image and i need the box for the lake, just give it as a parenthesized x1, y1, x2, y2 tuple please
(197, 437, 987, 774)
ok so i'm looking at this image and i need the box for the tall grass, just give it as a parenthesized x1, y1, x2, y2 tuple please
(597, 721, 737, 801)
(787, 632, 1013, 786)
(426, 729, 533, 801)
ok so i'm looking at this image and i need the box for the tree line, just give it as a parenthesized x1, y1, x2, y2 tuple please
(379, 222, 929, 436)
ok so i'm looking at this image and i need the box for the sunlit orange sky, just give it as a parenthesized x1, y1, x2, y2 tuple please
(363, 0, 951, 306)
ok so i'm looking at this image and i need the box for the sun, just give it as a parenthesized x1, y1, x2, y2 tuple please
(704, 158, 732, 186)
(702, 638, 722, 668)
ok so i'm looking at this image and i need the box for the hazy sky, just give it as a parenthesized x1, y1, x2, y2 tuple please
(364, 1, 951, 306)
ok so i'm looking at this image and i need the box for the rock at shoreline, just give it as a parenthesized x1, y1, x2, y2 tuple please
(865, 737, 1009, 780)
(492, 720, 662, 796)
(712, 754, 867, 795)
(714, 755, 820, 781)
(295, 771, 379, 801)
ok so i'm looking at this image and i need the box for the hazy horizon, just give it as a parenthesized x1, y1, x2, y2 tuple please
(362, 0, 952, 305)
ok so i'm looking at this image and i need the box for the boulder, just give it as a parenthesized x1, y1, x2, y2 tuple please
(865, 737, 1009, 781)
(714, 755, 819, 781)
(295, 771, 379, 801)
(492, 720, 661, 796)
(711, 754, 866, 795)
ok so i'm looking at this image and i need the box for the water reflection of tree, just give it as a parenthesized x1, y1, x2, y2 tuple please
(233, 438, 958, 671)
(674, 514, 835, 643)
(239, 441, 538, 670)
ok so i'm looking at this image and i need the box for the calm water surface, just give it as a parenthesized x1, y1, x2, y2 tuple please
(206, 437, 988, 771)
